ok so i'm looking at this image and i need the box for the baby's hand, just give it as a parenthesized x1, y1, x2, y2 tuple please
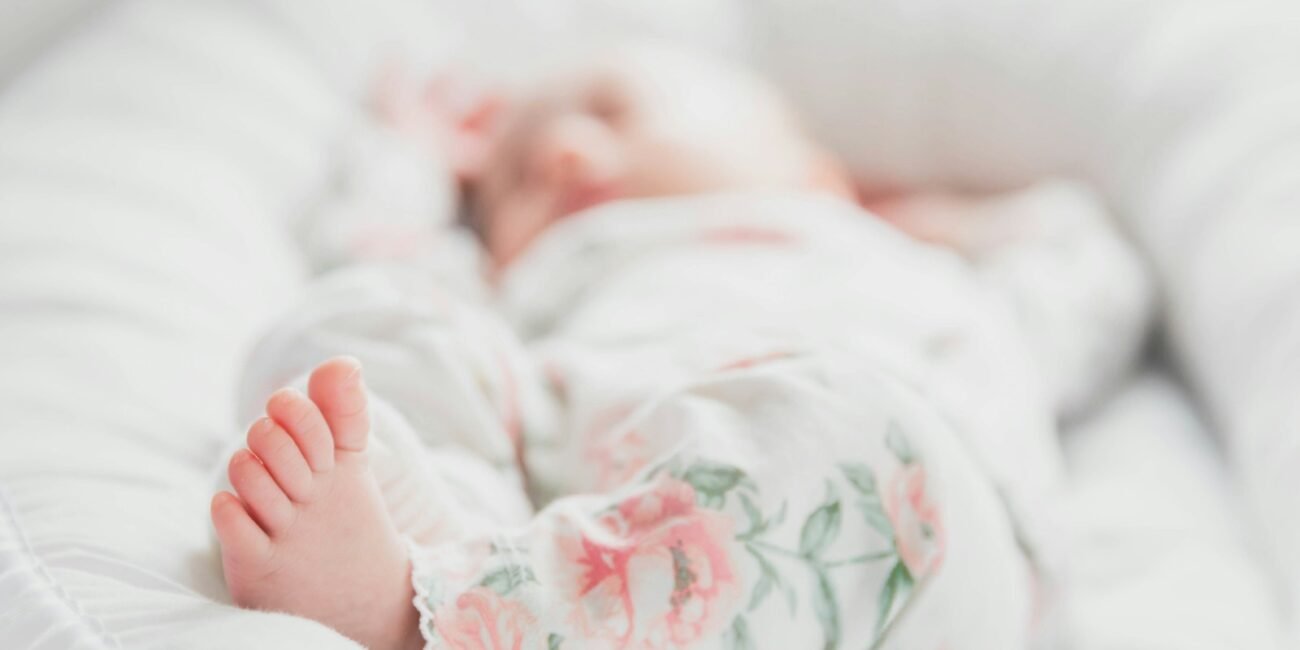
(370, 61, 448, 150)
(865, 192, 1029, 256)
(369, 61, 503, 179)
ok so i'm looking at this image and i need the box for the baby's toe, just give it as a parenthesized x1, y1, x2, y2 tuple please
(211, 491, 269, 557)
(307, 357, 371, 453)
(246, 417, 314, 502)
(228, 449, 296, 535)
(266, 387, 334, 472)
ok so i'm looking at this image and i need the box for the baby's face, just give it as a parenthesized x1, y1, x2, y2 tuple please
(471, 47, 843, 265)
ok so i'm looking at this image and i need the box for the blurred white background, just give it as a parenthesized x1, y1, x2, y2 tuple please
(0, 0, 105, 85)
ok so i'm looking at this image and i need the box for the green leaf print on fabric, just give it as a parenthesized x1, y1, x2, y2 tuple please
(419, 421, 936, 650)
(738, 493, 788, 543)
(682, 461, 749, 508)
(726, 615, 756, 650)
(739, 492, 763, 531)
(661, 424, 931, 650)
(745, 545, 785, 612)
(858, 500, 895, 540)
(839, 463, 894, 540)
(885, 421, 916, 464)
(479, 563, 537, 596)
(798, 498, 842, 559)
(812, 569, 841, 650)
(748, 569, 775, 612)
(676, 457, 899, 650)
(875, 561, 915, 640)
(839, 463, 877, 494)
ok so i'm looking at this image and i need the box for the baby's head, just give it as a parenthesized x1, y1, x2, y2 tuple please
(450, 44, 851, 265)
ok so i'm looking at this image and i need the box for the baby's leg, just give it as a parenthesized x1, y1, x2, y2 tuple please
(211, 357, 421, 650)
(409, 353, 1038, 649)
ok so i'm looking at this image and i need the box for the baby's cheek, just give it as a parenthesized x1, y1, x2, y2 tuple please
(635, 154, 730, 197)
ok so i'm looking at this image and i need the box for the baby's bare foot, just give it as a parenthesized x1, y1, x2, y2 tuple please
(211, 357, 421, 650)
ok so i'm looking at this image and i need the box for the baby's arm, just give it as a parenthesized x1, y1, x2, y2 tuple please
(879, 182, 1155, 420)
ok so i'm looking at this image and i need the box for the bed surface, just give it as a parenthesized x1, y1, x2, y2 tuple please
(0, 0, 106, 87)
(0, 0, 1292, 647)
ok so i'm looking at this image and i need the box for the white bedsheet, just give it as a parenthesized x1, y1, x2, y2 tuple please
(0, 0, 1291, 647)
(1060, 373, 1286, 649)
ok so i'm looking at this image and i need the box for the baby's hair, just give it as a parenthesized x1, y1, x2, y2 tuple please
(457, 179, 487, 241)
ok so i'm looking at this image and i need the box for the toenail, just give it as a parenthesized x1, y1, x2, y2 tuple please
(273, 387, 303, 401)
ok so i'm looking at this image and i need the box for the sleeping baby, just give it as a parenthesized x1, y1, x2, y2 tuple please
(210, 44, 1150, 649)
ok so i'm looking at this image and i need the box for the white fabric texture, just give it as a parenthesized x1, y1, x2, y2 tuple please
(0, 0, 352, 646)
(1061, 373, 1288, 649)
(0, 0, 1293, 647)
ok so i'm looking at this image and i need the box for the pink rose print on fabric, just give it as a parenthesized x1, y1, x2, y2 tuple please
(884, 464, 946, 579)
(840, 423, 947, 643)
(563, 477, 741, 648)
(431, 586, 542, 650)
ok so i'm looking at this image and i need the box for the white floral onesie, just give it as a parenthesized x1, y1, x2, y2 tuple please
(233, 129, 1150, 650)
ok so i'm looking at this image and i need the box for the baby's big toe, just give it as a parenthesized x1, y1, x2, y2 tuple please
(307, 357, 371, 454)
